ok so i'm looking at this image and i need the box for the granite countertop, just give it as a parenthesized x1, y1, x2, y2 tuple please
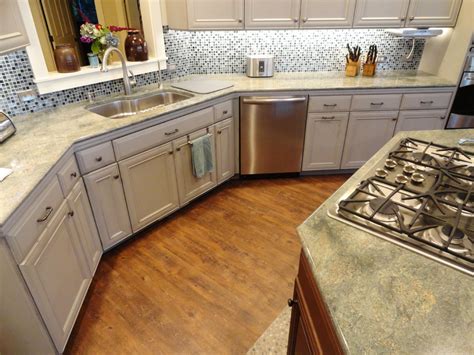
(0, 71, 456, 227)
(298, 129, 474, 354)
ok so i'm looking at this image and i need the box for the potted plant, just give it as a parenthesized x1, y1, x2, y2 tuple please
(79, 23, 129, 63)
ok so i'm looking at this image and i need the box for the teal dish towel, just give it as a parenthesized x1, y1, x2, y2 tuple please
(191, 135, 214, 178)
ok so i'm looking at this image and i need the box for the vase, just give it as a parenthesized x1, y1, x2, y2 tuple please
(54, 44, 80, 73)
(125, 30, 148, 61)
(87, 53, 100, 68)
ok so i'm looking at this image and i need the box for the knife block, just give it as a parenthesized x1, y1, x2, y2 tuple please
(345, 61, 360, 77)
(363, 63, 376, 77)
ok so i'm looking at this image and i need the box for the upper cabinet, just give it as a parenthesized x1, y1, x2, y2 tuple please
(166, 0, 244, 30)
(245, 0, 301, 29)
(301, 0, 357, 28)
(0, 0, 30, 55)
(406, 0, 462, 27)
(353, 0, 410, 28)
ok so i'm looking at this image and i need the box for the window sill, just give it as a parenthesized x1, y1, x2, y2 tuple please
(34, 57, 167, 95)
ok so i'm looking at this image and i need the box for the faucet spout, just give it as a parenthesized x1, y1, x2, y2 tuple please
(101, 47, 134, 95)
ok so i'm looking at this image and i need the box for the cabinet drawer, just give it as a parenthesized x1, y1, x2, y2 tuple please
(113, 107, 214, 161)
(57, 156, 80, 197)
(76, 142, 115, 175)
(308, 95, 352, 112)
(401, 93, 452, 110)
(7, 177, 64, 263)
(351, 94, 402, 111)
(214, 100, 233, 122)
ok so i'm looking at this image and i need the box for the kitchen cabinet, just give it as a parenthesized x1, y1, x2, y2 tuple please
(395, 110, 447, 133)
(173, 126, 217, 206)
(19, 201, 92, 353)
(353, 0, 410, 28)
(67, 180, 102, 274)
(406, 0, 462, 27)
(341, 111, 398, 169)
(0, 0, 29, 55)
(302, 113, 349, 171)
(165, 0, 244, 30)
(215, 118, 235, 184)
(301, 0, 357, 28)
(245, 0, 301, 29)
(287, 251, 343, 354)
(119, 142, 180, 232)
(83, 164, 132, 250)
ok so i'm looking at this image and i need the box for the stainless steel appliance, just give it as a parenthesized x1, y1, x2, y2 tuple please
(447, 34, 474, 128)
(240, 96, 307, 175)
(0, 112, 16, 143)
(246, 55, 274, 78)
(329, 138, 474, 276)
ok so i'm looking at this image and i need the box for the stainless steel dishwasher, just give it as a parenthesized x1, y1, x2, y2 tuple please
(240, 96, 308, 175)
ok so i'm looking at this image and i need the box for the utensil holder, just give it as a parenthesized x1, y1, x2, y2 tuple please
(345, 61, 360, 77)
(363, 63, 377, 77)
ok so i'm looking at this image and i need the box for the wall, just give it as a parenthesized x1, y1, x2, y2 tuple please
(0, 29, 424, 117)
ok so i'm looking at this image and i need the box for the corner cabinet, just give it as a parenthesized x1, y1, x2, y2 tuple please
(301, 0, 356, 28)
(0, 0, 30, 55)
(245, 0, 301, 28)
(406, 0, 463, 27)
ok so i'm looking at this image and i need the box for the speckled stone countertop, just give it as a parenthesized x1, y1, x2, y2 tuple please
(298, 129, 474, 354)
(0, 71, 456, 227)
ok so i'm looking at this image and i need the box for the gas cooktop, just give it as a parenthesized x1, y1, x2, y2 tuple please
(328, 138, 473, 276)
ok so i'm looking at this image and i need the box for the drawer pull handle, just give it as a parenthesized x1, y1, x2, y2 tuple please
(371, 102, 384, 106)
(37, 207, 53, 223)
(95, 156, 103, 162)
(392, 118, 398, 121)
(70, 172, 77, 178)
(322, 116, 336, 120)
(113, 175, 120, 180)
(223, 110, 228, 115)
(165, 129, 179, 136)
(68, 211, 74, 217)
(323, 103, 337, 107)
(288, 298, 298, 307)
(420, 100, 434, 104)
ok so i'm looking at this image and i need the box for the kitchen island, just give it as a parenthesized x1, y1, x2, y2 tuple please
(293, 129, 474, 354)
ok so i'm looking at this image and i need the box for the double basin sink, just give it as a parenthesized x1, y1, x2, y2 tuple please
(87, 90, 194, 119)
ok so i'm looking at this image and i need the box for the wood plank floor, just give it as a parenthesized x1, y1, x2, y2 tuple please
(66, 175, 349, 355)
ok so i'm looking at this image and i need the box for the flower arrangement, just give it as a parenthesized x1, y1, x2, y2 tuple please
(79, 23, 129, 61)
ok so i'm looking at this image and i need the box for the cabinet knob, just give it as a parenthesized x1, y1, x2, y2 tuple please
(293, 18, 299, 23)
(288, 298, 298, 307)
(217, 130, 222, 134)
(302, 18, 308, 23)
(440, 116, 446, 120)
(401, 18, 406, 21)
(70, 172, 77, 178)
(113, 175, 120, 179)
(176, 147, 181, 152)
(95, 156, 103, 162)
(409, 16, 415, 21)
(392, 118, 398, 121)
(68, 211, 74, 217)
(168, 150, 173, 155)
(223, 110, 228, 115)
(238, 19, 243, 23)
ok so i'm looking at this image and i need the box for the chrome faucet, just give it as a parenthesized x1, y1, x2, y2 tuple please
(101, 47, 136, 95)
(157, 60, 163, 90)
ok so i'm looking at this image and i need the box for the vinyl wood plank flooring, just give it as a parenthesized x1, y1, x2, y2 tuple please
(65, 175, 349, 355)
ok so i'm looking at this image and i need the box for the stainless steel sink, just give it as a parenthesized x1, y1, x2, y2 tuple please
(87, 90, 194, 119)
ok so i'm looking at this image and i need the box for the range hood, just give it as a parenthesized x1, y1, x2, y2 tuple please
(386, 28, 443, 38)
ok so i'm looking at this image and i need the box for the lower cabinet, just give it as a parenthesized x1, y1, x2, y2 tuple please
(395, 110, 447, 133)
(341, 111, 398, 169)
(302, 112, 349, 171)
(19, 201, 92, 352)
(215, 117, 235, 183)
(67, 180, 102, 274)
(173, 126, 218, 206)
(83, 163, 132, 250)
(119, 142, 180, 232)
(288, 251, 344, 355)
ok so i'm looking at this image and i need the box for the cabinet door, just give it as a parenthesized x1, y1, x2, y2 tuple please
(173, 127, 217, 206)
(353, 0, 410, 28)
(187, 0, 244, 29)
(395, 110, 447, 134)
(20, 202, 91, 353)
(245, 0, 301, 29)
(119, 142, 180, 232)
(0, 0, 29, 55)
(67, 180, 102, 275)
(215, 118, 235, 184)
(83, 164, 132, 250)
(406, 0, 462, 27)
(341, 111, 398, 169)
(301, 0, 356, 28)
(302, 113, 349, 171)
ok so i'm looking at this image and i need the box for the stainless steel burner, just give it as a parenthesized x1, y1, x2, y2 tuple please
(441, 225, 465, 245)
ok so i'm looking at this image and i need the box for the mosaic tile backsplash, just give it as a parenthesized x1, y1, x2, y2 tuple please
(0, 29, 424, 117)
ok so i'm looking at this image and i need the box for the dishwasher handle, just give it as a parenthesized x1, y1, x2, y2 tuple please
(242, 96, 307, 105)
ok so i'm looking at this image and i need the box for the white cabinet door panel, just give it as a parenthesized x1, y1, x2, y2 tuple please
(245, 0, 301, 28)
(0, 0, 29, 55)
(215, 118, 235, 184)
(395, 110, 448, 133)
(353, 0, 410, 27)
(407, 0, 462, 27)
(301, 0, 356, 28)
(187, 0, 244, 29)
(119, 142, 180, 232)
